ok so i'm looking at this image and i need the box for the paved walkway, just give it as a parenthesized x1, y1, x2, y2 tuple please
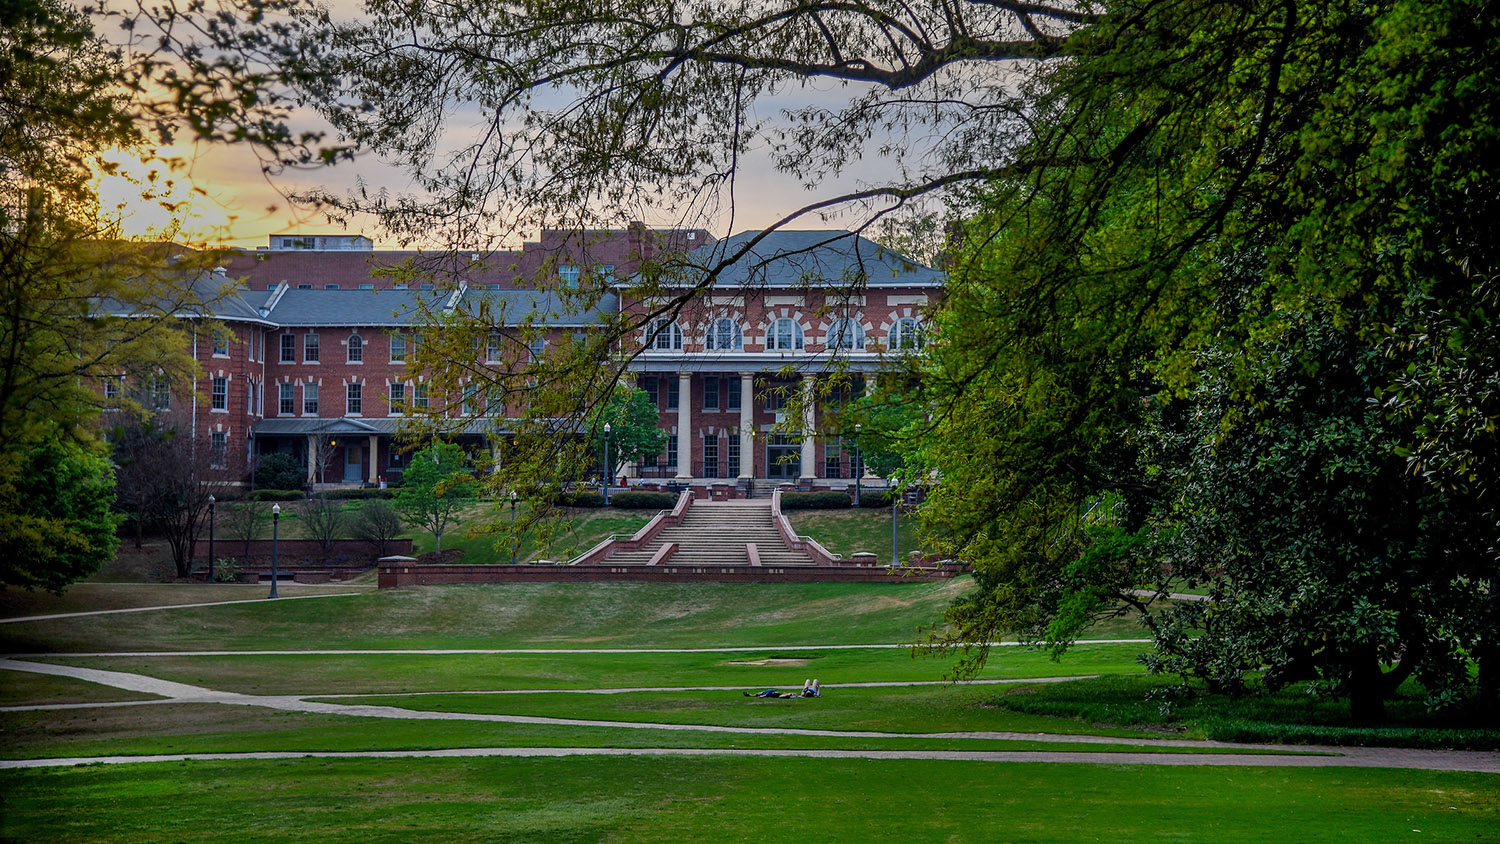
(3, 658, 1497, 774)
(0, 592, 365, 625)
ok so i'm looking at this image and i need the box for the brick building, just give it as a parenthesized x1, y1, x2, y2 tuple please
(163, 226, 940, 492)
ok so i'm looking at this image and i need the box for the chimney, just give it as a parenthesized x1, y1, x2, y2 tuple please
(628, 220, 650, 263)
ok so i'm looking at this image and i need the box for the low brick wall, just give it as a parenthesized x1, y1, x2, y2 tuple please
(379, 562, 965, 588)
(195, 538, 412, 562)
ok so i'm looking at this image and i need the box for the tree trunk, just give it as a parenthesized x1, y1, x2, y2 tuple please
(434, 530, 442, 553)
(1346, 654, 1387, 723)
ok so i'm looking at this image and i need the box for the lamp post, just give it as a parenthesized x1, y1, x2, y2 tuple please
(510, 491, 518, 565)
(890, 472, 900, 568)
(602, 422, 612, 506)
(207, 494, 216, 583)
(269, 503, 281, 598)
(852, 424, 861, 507)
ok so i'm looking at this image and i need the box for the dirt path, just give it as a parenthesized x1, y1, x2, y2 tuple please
(3, 658, 1497, 774)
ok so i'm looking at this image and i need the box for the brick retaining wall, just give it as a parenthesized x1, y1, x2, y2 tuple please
(378, 563, 964, 587)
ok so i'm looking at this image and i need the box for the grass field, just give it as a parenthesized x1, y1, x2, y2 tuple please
(1, 576, 1495, 841)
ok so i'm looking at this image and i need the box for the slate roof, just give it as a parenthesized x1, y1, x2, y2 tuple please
(256, 287, 619, 328)
(674, 230, 944, 288)
(456, 289, 619, 327)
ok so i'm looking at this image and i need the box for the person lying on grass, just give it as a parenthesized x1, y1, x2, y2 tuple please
(743, 679, 820, 698)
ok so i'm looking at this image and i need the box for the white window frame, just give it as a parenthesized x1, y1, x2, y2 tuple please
(347, 334, 363, 363)
(304, 333, 320, 362)
(390, 333, 407, 362)
(891, 317, 925, 350)
(280, 334, 295, 362)
(346, 382, 362, 416)
(303, 383, 319, 415)
(279, 383, 294, 415)
(212, 330, 229, 357)
(211, 376, 228, 411)
(827, 318, 865, 350)
(389, 382, 405, 415)
(648, 318, 683, 351)
(210, 431, 227, 468)
(768, 318, 804, 351)
(706, 318, 743, 351)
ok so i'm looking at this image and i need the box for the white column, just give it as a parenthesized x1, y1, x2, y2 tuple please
(675, 372, 692, 479)
(862, 372, 878, 480)
(368, 434, 379, 483)
(800, 374, 817, 480)
(305, 434, 318, 484)
(738, 373, 755, 479)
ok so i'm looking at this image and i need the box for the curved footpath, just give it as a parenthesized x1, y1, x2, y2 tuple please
(2, 658, 1496, 774)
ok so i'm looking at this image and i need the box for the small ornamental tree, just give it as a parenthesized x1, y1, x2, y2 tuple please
(393, 442, 477, 553)
(0, 427, 121, 592)
(255, 452, 304, 492)
(589, 388, 669, 480)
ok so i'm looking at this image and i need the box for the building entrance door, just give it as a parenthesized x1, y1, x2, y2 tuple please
(766, 434, 800, 480)
(344, 446, 363, 482)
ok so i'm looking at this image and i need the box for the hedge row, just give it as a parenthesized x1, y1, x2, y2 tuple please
(319, 488, 396, 500)
(779, 491, 853, 510)
(609, 491, 678, 510)
(559, 490, 606, 508)
(246, 489, 304, 501)
(857, 490, 894, 508)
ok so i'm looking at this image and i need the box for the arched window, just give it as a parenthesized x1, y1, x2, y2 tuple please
(347, 334, 364, 362)
(890, 317, 925, 350)
(768, 318, 804, 351)
(647, 318, 683, 350)
(706, 318, 743, 351)
(826, 318, 865, 350)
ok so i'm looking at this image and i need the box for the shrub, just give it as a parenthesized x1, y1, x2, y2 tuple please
(255, 453, 305, 491)
(322, 488, 395, 500)
(780, 491, 852, 510)
(858, 490, 893, 508)
(248, 489, 304, 501)
(562, 490, 605, 508)
(353, 500, 404, 557)
(610, 490, 677, 510)
(212, 557, 240, 583)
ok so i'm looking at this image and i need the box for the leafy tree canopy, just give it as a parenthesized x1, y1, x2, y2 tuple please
(394, 442, 478, 553)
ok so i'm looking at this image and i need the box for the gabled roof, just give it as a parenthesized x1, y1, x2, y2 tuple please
(456, 289, 619, 327)
(673, 230, 944, 288)
(257, 286, 619, 328)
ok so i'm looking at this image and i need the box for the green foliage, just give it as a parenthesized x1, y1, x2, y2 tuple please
(212, 558, 240, 583)
(591, 388, 670, 479)
(857, 491, 893, 509)
(255, 453, 305, 492)
(609, 491, 677, 510)
(247, 489, 305, 502)
(779, 491, 852, 510)
(393, 443, 478, 553)
(320, 488, 394, 500)
(0, 428, 120, 592)
(560, 490, 605, 508)
(919, 0, 1500, 721)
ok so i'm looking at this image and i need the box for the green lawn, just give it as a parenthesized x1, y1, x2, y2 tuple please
(4, 757, 1495, 843)
(788, 507, 923, 560)
(4, 578, 1131, 653)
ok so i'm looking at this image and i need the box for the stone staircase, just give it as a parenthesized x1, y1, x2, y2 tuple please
(603, 500, 816, 566)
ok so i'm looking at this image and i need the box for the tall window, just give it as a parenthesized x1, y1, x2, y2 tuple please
(150, 377, 169, 410)
(666, 377, 679, 410)
(250, 380, 261, 416)
(390, 333, 406, 362)
(486, 333, 502, 361)
(280, 334, 295, 362)
(346, 382, 362, 415)
(414, 383, 429, 410)
(827, 318, 865, 350)
(665, 435, 678, 470)
(304, 333, 320, 362)
(389, 382, 405, 414)
(891, 317, 925, 350)
(648, 318, 683, 350)
(768, 318, 804, 350)
(706, 318, 742, 350)
(210, 432, 227, 468)
(211, 376, 228, 410)
(348, 334, 363, 362)
(727, 438, 740, 477)
(279, 383, 294, 415)
(824, 441, 842, 478)
(462, 384, 478, 415)
(528, 338, 545, 360)
(303, 383, 319, 415)
(703, 376, 719, 411)
(726, 376, 741, 411)
(641, 376, 659, 405)
(703, 436, 719, 477)
(212, 330, 229, 356)
(103, 376, 121, 405)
